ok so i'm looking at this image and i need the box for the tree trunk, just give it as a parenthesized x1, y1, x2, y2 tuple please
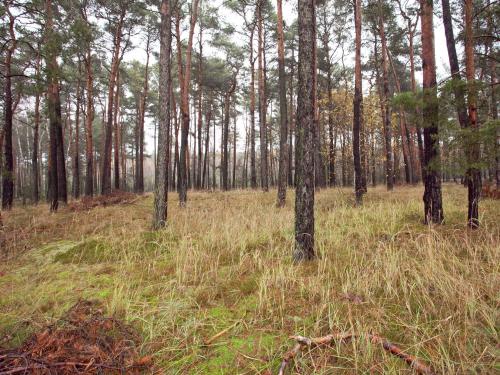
(73, 64, 81, 199)
(323, 34, 335, 187)
(137, 34, 150, 194)
(45, 0, 61, 212)
(288, 44, 296, 187)
(202, 101, 212, 188)
(2, 5, 16, 210)
(56, 97, 67, 205)
(257, 0, 269, 192)
(421, 0, 443, 224)
(153, 0, 172, 229)
(464, 0, 481, 228)
(387, 50, 415, 185)
(441, 0, 469, 130)
(407, 20, 425, 183)
(276, 0, 288, 206)
(32, 49, 41, 204)
(222, 95, 230, 191)
(378, 2, 393, 191)
(196, 9, 203, 190)
(232, 104, 237, 189)
(353, 0, 364, 204)
(245, 26, 257, 190)
(113, 69, 121, 191)
(84, 44, 94, 197)
(177, 0, 200, 206)
(294, 0, 316, 261)
(101, 11, 125, 196)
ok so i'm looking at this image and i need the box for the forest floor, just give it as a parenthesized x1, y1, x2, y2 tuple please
(0, 185, 498, 374)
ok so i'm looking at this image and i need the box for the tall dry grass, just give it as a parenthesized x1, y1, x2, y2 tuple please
(0, 185, 498, 373)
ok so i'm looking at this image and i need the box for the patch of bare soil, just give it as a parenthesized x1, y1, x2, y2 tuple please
(0, 301, 153, 374)
(68, 191, 142, 212)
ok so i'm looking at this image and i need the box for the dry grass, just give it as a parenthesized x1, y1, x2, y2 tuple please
(0, 185, 498, 374)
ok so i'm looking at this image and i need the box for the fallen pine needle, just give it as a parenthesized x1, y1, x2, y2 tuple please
(277, 332, 435, 375)
(236, 350, 267, 363)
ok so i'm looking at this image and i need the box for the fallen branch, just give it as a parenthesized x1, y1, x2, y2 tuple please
(204, 321, 240, 345)
(278, 332, 435, 375)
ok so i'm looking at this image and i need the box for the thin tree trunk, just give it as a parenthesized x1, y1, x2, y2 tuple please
(196, 6, 203, 189)
(378, 2, 393, 191)
(232, 104, 237, 189)
(84, 42, 94, 197)
(249, 24, 257, 189)
(441, 0, 469, 130)
(421, 0, 443, 224)
(222, 94, 230, 190)
(288, 44, 296, 187)
(257, 0, 268, 191)
(177, 0, 200, 206)
(45, 0, 60, 211)
(113, 69, 121, 190)
(387, 50, 414, 185)
(202, 101, 212, 188)
(464, 0, 481, 228)
(32, 49, 41, 203)
(276, 0, 288, 206)
(101, 10, 125, 195)
(137, 34, 150, 194)
(73, 63, 82, 199)
(353, 0, 364, 204)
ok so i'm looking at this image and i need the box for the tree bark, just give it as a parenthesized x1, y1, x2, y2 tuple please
(153, 0, 172, 229)
(249, 23, 257, 189)
(420, 0, 443, 224)
(288, 44, 296, 187)
(353, 0, 364, 204)
(202, 100, 212, 188)
(257, 0, 269, 192)
(2, 3, 17, 210)
(83, 46, 94, 197)
(378, 2, 393, 191)
(73, 63, 82, 199)
(294, 0, 316, 261)
(441, 0, 469, 130)
(32, 48, 41, 204)
(137, 33, 151, 194)
(113, 70, 121, 190)
(45, 0, 62, 212)
(464, 0, 481, 228)
(177, 0, 200, 206)
(276, 0, 288, 206)
(196, 7, 203, 190)
(101, 10, 125, 195)
(232, 102, 237, 189)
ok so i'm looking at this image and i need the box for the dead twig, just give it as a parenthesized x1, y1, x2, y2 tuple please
(204, 321, 240, 345)
(278, 332, 435, 375)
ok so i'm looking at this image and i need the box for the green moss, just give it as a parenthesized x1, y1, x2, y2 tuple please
(208, 306, 234, 321)
(53, 239, 111, 264)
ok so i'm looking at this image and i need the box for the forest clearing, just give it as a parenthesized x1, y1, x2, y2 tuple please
(1, 0, 499, 373)
(1, 185, 499, 373)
